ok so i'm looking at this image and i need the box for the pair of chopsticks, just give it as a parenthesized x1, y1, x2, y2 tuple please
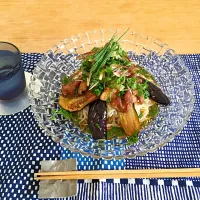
(34, 168, 200, 180)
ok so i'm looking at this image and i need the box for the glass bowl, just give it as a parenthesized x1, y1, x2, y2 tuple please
(29, 29, 194, 159)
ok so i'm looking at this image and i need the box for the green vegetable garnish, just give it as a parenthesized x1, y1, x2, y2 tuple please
(125, 77, 150, 99)
(57, 108, 75, 119)
(148, 104, 159, 118)
(127, 131, 139, 145)
(144, 90, 150, 99)
(118, 90, 126, 97)
(107, 126, 126, 139)
(78, 28, 151, 99)
(138, 112, 143, 119)
(51, 108, 79, 124)
(50, 116, 56, 121)
(82, 28, 130, 95)
(81, 60, 92, 81)
(91, 82, 104, 96)
(61, 76, 69, 84)
(92, 47, 100, 52)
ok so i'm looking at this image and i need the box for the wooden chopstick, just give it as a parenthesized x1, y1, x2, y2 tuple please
(34, 168, 200, 180)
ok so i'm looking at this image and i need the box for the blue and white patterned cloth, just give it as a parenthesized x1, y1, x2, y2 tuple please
(0, 53, 200, 200)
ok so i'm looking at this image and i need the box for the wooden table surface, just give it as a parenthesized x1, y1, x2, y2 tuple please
(1, 0, 200, 53)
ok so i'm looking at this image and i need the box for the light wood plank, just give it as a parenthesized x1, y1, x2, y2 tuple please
(0, 0, 200, 53)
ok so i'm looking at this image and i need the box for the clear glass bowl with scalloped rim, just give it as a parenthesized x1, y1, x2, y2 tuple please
(29, 29, 194, 159)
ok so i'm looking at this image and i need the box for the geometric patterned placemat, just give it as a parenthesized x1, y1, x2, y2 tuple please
(0, 53, 200, 200)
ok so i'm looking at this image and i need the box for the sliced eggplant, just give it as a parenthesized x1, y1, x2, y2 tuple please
(88, 100, 107, 140)
(139, 77, 170, 105)
(147, 81, 170, 105)
(59, 90, 97, 112)
(118, 104, 140, 136)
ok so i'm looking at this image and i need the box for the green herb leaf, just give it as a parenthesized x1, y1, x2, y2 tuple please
(147, 104, 159, 118)
(126, 77, 137, 89)
(58, 108, 73, 119)
(107, 126, 126, 139)
(127, 131, 139, 145)
(144, 90, 150, 99)
(92, 47, 100, 52)
(92, 83, 104, 96)
(51, 108, 79, 124)
(126, 77, 149, 98)
(88, 29, 130, 89)
(50, 116, 56, 121)
(61, 76, 69, 84)
(51, 108, 57, 115)
(81, 60, 92, 81)
(137, 84, 144, 97)
(118, 90, 126, 97)
(138, 112, 143, 119)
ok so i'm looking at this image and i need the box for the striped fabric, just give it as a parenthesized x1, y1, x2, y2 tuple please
(55, 182, 200, 200)
(0, 53, 200, 200)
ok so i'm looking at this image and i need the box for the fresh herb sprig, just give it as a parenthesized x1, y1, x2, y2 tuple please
(61, 75, 70, 84)
(125, 77, 150, 99)
(91, 28, 130, 75)
(147, 104, 159, 118)
(87, 29, 130, 94)
(127, 131, 139, 145)
(51, 108, 79, 124)
(79, 28, 151, 99)
(138, 112, 143, 119)
(88, 34, 118, 85)
(107, 126, 126, 139)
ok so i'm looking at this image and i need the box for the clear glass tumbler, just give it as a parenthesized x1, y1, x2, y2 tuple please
(0, 42, 26, 100)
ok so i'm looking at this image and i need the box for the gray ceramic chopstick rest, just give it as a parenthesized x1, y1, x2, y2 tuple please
(38, 159, 77, 198)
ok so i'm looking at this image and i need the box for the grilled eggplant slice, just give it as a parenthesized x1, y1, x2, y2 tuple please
(147, 81, 170, 105)
(118, 104, 140, 136)
(139, 77, 170, 105)
(88, 100, 107, 140)
(59, 91, 97, 112)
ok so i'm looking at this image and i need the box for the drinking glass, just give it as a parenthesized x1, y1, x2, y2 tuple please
(0, 42, 30, 115)
(0, 42, 26, 100)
